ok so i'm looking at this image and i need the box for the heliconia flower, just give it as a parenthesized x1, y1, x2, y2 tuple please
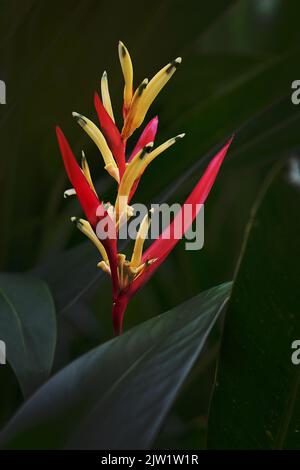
(56, 41, 233, 335)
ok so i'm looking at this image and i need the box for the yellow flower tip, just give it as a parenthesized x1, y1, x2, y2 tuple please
(145, 258, 158, 267)
(71, 216, 109, 263)
(72, 111, 119, 180)
(80, 150, 97, 194)
(124, 56, 182, 135)
(140, 142, 154, 158)
(128, 264, 145, 276)
(141, 132, 184, 167)
(118, 40, 133, 112)
(71, 217, 86, 230)
(137, 78, 149, 95)
(117, 253, 126, 262)
(175, 132, 185, 140)
(117, 253, 127, 288)
(97, 260, 111, 275)
(130, 210, 153, 268)
(166, 57, 182, 74)
(167, 132, 185, 146)
(64, 188, 76, 198)
(118, 40, 127, 59)
(101, 70, 115, 122)
(72, 111, 86, 128)
(121, 78, 150, 139)
(105, 163, 120, 183)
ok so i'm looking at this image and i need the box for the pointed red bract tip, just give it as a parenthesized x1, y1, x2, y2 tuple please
(128, 136, 234, 296)
(128, 116, 159, 162)
(94, 92, 126, 177)
(127, 116, 159, 202)
(188, 135, 233, 205)
(56, 126, 101, 227)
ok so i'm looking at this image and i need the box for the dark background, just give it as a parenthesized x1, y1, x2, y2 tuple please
(0, 0, 300, 448)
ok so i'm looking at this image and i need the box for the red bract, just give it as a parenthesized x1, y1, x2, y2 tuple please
(56, 41, 233, 336)
(127, 117, 159, 202)
(94, 92, 126, 178)
(128, 116, 159, 162)
(130, 137, 233, 297)
(56, 126, 100, 228)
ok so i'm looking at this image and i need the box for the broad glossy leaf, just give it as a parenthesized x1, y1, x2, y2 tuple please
(34, 241, 101, 313)
(208, 161, 300, 449)
(0, 282, 230, 450)
(0, 273, 56, 398)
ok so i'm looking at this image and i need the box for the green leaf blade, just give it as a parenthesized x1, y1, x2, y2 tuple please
(208, 161, 300, 449)
(0, 282, 231, 450)
(0, 273, 56, 398)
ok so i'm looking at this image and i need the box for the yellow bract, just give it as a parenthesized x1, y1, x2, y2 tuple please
(130, 210, 153, 268)
(121, 78, 149, 140)
(72, 112, 120, 183)
(71, 217, 108, 264)
(118, 41, 133, 113)
(97, 260, 111, 275)
(116, 209, 155, 289)
(115, 134, 185, 223)
(101, 71, 115, 123)
(121, 55, 182, 139)
(115, 143, 153, 222)
(81, 151, 97, 194)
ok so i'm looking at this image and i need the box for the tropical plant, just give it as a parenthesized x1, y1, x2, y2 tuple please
(0, 0, 299, 450)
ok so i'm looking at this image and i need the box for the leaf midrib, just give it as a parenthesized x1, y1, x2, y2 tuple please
(68, 296, 228, 447)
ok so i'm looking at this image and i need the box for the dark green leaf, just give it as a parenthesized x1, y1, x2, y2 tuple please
(0, 273, 56, 398)
(0, 282, 230, 449)
(34, 241, 100, 314)
(208, 160, 300, 449)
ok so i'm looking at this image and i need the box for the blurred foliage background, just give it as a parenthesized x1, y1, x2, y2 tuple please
(0, 0, 300, 448)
